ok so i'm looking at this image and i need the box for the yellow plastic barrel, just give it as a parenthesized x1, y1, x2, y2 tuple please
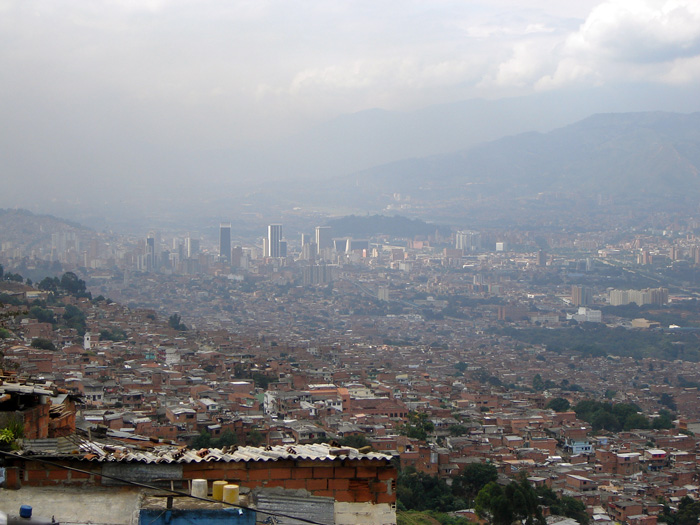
(212, 480, 228, 501)
(222, 484, 240, 504)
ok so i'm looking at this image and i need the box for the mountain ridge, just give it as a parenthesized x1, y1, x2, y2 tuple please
(319, 111, 700, 207)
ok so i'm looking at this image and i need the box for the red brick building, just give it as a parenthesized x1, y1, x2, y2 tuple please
(3, 443, 397, 523)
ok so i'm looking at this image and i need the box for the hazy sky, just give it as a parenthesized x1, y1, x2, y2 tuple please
(2, 0, 700, 218)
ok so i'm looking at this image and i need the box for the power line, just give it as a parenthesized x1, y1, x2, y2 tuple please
(0, 450, 329, 525)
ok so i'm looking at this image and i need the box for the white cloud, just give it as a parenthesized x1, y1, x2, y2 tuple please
(480, 41, 555, 89)
(570, 0, 700, 62)
(533, 0, 700, 89)
(2, 0, 700, 150)
(661, 54, 700, 84)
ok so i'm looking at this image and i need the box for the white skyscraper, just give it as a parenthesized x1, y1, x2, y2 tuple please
(315, 226, 332, 255)
(267, 224, 283, 258)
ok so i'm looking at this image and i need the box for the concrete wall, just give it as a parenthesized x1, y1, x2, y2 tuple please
(334, 501, 396, 525)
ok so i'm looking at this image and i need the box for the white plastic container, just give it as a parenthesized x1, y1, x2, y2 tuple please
(191, 478, 208, 498)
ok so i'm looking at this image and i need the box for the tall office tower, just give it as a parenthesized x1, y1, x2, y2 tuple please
(219, 223, 232, 263)
(571, 285, 592, 306)
(301, 233, 312, 246)
(302, 263, 337, 285)
(267, 224, 283, 258)
(455, 230, 481, 252)
(146, 234, 156, 272)
(315, 226, 332, 254)
(186, 236, 200, 258)
(537, 250, 547, 267)
(301, 242, 316, 261)
(231, 246, 243, 267)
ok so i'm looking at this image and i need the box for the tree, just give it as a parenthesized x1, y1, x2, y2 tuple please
(537, 486, 589, 524)
(397, 467, 457, 512)
(532, 374, 545, 391)
(659, 393, 677, 411)
(674, 496, 700, 525)
(652, 409, 674, 430)
(554, 496, 589, 524)
(246, 430, 264, 446)
(30, 338, 56, 351)
(216, 430, 238, 447)
(100, 328, 127, 341)
(338, 434, 370, 449)
(448, 424, 469, 436)
(475, 482, 512, 525)
(60, 272, 86, 294)
(591, 409, 621, 432)
(37, 277, 61, 292)
(398, 412, 435, 441)
(250, 372, 275, 389)
(191, 430, 212, 449)
(168, 313, 187, 331)
(29, 305, 56, 324)
(546, 397, 571, 412)
(476, 478, 545, 525)
(63, 304, 87, 334)
(623, 413, 650, 430)
(452, 463, 498, 500)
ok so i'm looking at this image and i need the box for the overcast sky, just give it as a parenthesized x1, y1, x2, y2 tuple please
(2, 0, 700, 217)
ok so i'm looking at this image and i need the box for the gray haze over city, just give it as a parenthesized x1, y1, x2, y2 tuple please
(2, 0, 700, 228)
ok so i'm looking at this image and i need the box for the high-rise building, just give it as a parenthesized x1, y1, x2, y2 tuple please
(456, 230, 481, 252)
(609, 288, 669, 306)
(315, 226, 333, 254)
(267, 224, 283, 258)
(186, 236, 200, 258)
(219, 223, 231, 263)
(571, 285, 592, 306)
(230, 246, 242, 267)
(302, 264, 337, 285)
(537, 250, 547, 267)
(146, 234, 156, 272)
(300, 242, 316, 261)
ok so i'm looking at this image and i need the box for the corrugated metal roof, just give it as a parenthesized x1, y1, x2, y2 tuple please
(22, 436, 84, 455)
(255, 490, 335, 525)
(0, 382, 55, 396)
(14, 442, 392, 465)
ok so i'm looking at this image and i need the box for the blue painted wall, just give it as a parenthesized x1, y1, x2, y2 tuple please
(139, 507, 256, 525)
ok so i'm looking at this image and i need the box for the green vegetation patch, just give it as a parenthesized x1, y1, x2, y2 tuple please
(496, 324, 700, 361)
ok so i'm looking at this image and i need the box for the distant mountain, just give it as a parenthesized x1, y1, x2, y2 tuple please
(300, 112, 700, 220)
(11, 83, 700, 230)
(254, 84, 700, 183)
(0, 209, 90, 249)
